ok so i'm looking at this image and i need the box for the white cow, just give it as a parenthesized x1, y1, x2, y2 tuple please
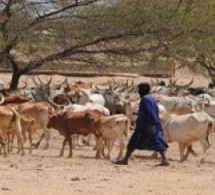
(0, 80, 4, 90)
(154, 94, 197, 115)
(160, 111, 214, 164)
(192, 96, 215, 118)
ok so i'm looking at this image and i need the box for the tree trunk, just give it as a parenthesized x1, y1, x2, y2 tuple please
(10, 70, 22, 90)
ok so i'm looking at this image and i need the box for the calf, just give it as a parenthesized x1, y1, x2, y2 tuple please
(14, 101, 54, 149)
(100, 114, 130, 160)
(47, 110, 103, 158)
(7, 114, 36, 154)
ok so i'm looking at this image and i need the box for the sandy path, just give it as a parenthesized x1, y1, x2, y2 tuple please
(0, 72, 214, 195)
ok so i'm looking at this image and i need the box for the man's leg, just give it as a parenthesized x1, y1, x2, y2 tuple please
(112, 149, 134, 165)
(157, 150, 169, 166)
(113, 131, 139, 165)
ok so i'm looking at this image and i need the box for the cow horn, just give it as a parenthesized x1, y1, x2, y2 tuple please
(32, 77, 41, 86)
(131, 79, 134, 86)
(199, 97, 211, 105)
(181, 78, 194, 88)
(18, 81, 27, 89)
(172, 78, 177, 86)
(37, 76, 46, 85)
(0, 93, 5, 105)
(168, 77, 177, 86)
(150, 79, 156, 86)
(151, 86, 162, 93)
(205, 97, 211, 105)
(55, 77, 67, 88)
(47, 97, 60, 110)
(65, 78, 69, 85)
(66, 98, 73, 105)
(59, 77, 67, 86)
(46, 77, 52, 86)
(168, 78, 173, 86)
(155, 78, 160, 85)
(37, 76, 52, 86)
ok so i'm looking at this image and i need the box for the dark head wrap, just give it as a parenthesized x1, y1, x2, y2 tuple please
(138, 82, 151, 97)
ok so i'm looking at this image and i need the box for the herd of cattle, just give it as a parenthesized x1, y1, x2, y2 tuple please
(0, 76, 215, 164)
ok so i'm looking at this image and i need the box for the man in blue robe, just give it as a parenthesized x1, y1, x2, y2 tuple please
(113, 82, 169, 166)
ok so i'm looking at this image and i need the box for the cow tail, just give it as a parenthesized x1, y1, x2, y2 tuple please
(207, 120, 214, 147)
(10, 108, 21, 130)
(48, 106, 55, 115)
(9, 107, 24, 142)
(199, 120, 215, 164)
(124, 118, 130, 138)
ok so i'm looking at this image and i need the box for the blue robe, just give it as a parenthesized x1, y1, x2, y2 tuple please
(127, 94, 168, 151)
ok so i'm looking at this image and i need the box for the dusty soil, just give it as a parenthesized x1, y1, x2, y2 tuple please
(0, 73, 215, 195)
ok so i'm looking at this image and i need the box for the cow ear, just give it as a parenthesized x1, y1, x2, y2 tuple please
(204, 103, 211, 107)
(87, 110, 100, 121)
(59, 105, 65, 111)
(159, 112, 169, 121)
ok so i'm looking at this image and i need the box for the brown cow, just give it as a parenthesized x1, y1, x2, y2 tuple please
(7, 114, 36, 154)
(0, 105, 24, 156)
(47, 110, 103, 158)
(14, 101, 54, 149)
(0, 92, 31, 105)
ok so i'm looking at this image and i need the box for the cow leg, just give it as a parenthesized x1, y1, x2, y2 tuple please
(0, 134, 7, 157)
(184, 145, 198, 161)
(183, 145, 190, 161)
(59, 138, 67, 157)
(71, 135, 76, 149)
(43, 128, 50, 150)
(34, 132, 45, 149)
(74, 134, 85, 147)
(28, 130, 33, 154)
(7, 134, 12, 153)
(93, 137, 99, 151)
(106, 140, 114, 160)
(34, 128, 50, 150)
(22, 128, 27, 143)
(82, 134, 93, 146)
(14, 115, 25, 156)
(16, 138, 25, 156)
(178, 142, 186, 162)
(151, 151, 159, 158)
(7, 134, 15, 153)
(1, 144, 7, 157)
(0, 142, 7, 157)
(73, 135, 79, 148)
(117, 138, 125, 161)
(188, 145, 198, 157)
(16, 134, 25, 156)
(67, 136, 73, 158)
(95, 137, 103, 159)
(199, 139, 210, 164)
(3, 144, 6, 157)
(101, 139, 106, 158)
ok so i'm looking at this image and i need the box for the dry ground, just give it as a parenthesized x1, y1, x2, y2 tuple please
(0, 73, 215, 195)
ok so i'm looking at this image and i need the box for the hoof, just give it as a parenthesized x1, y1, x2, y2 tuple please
(155, 161, 170, 167)
(199, 158, 205, 164)
(42, 146, 49, 150)
(112, 160, 128, 165)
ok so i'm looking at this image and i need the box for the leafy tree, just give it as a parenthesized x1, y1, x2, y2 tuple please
(0, 0, 215, 89)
